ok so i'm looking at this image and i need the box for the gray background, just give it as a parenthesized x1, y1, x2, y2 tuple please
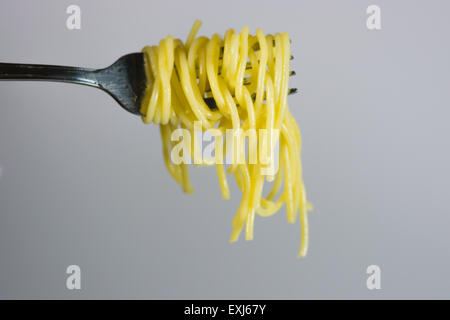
(0, 0, 449, 299)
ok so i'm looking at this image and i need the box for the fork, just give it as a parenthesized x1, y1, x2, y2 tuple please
(0, 52, 297, 116)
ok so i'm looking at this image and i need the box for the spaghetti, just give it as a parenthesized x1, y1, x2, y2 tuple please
(140, 20, 311, 257)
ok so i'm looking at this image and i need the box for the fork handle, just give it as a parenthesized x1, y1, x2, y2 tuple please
(0, 62, 100, 88)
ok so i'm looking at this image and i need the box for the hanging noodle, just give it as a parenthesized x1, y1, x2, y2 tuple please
(140, 20, 311, 257)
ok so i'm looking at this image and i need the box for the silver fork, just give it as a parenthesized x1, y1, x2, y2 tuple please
(0, 52, 297, 116)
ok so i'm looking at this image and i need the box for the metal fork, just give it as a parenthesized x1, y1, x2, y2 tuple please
(0, 52, 297, 116)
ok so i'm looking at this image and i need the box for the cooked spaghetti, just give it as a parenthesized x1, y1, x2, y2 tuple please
(140, 20, 311, 257)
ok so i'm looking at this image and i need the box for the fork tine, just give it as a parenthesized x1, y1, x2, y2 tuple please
(251, 88, 298, 99)
(288, 88, 298, 95)
(204, 87, 298, 110)
(240, 71, 295, 86)
(219, 39, 294, 57)
(213, 39, 294, 74)
(205, 69, 296, 90)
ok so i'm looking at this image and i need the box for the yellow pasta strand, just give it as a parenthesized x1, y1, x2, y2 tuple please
(140, 20, 310, 257)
